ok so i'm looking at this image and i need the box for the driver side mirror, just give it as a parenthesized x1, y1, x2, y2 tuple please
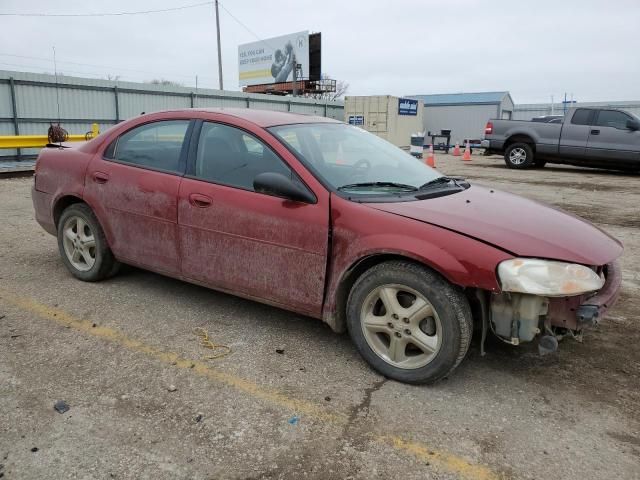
(626, 119, 640, 131)
(253, 172, 316, 204)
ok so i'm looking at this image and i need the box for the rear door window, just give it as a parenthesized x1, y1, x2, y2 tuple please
(594, 110, 632, 130)
(571, 109, 595, 126)
(111, 120, 190, 173)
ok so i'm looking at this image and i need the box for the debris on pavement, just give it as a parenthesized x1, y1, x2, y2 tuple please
(275, 348, 285, 354)
(287, 415, 299, 425)
(53, 400, 70, 414)
(167, 385, 177, 392)
(193, 327, 231, 360)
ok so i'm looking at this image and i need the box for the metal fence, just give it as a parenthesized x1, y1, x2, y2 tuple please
(0, 70, 345, 160)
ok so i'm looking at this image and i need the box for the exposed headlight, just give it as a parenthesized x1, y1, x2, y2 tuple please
(498, 259, 604, 297)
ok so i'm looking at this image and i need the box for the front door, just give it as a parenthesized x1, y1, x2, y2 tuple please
(84, 119, 192, 274)
(178, 121, 329, 316)
(585, 109, 640, 167)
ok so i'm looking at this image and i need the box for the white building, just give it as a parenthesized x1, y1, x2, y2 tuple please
(408, 91, 514, 145)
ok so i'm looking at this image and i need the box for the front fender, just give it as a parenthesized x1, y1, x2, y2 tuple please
(322, 196, 512, 330)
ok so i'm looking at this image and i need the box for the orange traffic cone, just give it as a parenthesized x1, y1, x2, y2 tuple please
(452, 142, 461, 156)
(426, 145, 436, 168)
(462, 141, 471, 161)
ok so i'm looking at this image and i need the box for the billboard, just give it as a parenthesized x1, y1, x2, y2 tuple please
(238, 31, 310, 87)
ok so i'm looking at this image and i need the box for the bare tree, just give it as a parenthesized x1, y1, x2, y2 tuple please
(105, 74, 121, 81)
(306, 77, 349, 101)
(146, 78, 183, 87)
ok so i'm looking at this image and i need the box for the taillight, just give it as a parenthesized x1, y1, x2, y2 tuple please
(484, 121, 493, 135)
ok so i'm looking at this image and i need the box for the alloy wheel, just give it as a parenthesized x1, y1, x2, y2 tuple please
(61, 215, 97, 272)
(360, 284, 442, 369)
(509, 147, 527, 165)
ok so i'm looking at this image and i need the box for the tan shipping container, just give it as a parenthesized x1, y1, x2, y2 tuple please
(344, 95, 424, 148)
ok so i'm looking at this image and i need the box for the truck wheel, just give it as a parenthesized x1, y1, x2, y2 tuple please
(57, 203, 120, 282)
(346, 261, 473, 384)
(504, 143, 535, 169)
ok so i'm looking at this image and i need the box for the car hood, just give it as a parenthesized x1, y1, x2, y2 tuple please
(368, 184, 622, 266)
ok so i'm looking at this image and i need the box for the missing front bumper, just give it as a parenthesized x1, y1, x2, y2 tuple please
(489, 261, 622, 344)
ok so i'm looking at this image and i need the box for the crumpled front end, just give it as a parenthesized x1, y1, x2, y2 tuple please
(489, 261, 622, 350)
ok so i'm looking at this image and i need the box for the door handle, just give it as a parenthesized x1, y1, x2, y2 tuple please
(590, 129, 600, 135)
(188, 193, 213, 208)
(92, 171, 109, 184)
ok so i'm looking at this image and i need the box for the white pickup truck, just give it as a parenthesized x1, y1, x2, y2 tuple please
(481, 107, 640, 171)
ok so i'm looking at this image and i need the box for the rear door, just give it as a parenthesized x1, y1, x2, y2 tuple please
(178, 120, 330, 316)
(85, 119, 193, 274)
(585, 109, 640, 167)
(558, 108, 595, 160)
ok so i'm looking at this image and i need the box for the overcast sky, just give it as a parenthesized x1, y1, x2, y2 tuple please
(1, 0, 638, 104)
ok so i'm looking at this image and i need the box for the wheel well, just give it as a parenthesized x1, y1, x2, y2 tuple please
(504, 135, 536, 152)
(53, 195, 84, 229)
(331, 254, 445, 333)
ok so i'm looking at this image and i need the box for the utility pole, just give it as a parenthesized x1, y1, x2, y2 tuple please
(214, 0, 223, 90)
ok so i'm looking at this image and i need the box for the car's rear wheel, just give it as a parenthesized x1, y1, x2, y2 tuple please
(504, 142, 535, 169)
(346, 261, 473, 384)
(57, 203, 119, 281)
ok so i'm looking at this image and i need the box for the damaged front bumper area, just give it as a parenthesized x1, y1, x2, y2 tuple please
(488, 261, 622, 347)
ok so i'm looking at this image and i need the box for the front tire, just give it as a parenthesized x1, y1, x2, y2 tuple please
(346, 261, 473, 384)
(57, 203, 119, 282)
(504, 142, 535, 169)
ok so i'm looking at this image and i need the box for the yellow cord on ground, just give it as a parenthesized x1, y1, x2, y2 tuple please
(193, 327, 232, 360)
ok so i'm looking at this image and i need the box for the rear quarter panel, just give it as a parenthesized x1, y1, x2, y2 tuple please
(33, 146, 93, 230)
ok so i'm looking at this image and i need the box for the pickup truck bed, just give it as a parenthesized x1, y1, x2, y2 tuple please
(482, 106, 640, 171)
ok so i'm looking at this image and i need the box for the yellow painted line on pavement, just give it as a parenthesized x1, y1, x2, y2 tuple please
(0, 288, 500, 480)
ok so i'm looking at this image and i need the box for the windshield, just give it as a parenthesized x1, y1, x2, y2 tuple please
(269, 123, 442, 195)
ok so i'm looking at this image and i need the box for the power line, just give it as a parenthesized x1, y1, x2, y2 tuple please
(217, 0, 275, 49)
(0, 1, 213, 17)
(0, 52, 216, 80)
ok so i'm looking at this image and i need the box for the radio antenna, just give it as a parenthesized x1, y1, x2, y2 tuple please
(52, 46, 61, 124)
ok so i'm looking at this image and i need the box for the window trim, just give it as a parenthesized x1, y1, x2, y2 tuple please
(185, 119, 317, 203)
(594, 109, 633, 130)
(101, 119, 195, 177)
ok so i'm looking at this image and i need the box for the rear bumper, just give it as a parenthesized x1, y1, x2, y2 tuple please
(480, 139, 491, 149)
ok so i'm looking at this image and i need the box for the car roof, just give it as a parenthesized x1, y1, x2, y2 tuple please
(162, 107, 343, 127)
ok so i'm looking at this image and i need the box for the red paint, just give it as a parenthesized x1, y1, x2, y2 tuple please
(370, 186, 622, 266)
(32, 108, 623, 330)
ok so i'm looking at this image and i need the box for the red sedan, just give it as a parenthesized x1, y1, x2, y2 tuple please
(32, 108, 623, 383)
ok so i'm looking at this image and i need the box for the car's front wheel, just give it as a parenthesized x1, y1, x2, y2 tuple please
(346, 261, 473, 384)
(57, 203, 119, 281)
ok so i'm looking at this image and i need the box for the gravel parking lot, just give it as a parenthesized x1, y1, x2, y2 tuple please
(1, 154, 639, 480)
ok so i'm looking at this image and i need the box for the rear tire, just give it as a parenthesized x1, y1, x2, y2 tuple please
(57, 203, 120, 282)
(346, 261, 473, 384)
(504, 142, 535, 169)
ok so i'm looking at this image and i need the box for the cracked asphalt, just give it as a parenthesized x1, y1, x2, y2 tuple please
(1, 154, 639, 479)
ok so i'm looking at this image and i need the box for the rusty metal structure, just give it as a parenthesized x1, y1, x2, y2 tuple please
(243, 77, 336, 96)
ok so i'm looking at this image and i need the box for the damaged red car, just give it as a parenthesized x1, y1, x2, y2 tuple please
(32, 109, 623, 383)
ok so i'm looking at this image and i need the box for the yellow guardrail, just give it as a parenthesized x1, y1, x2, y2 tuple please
(0, 123, 99, 149)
